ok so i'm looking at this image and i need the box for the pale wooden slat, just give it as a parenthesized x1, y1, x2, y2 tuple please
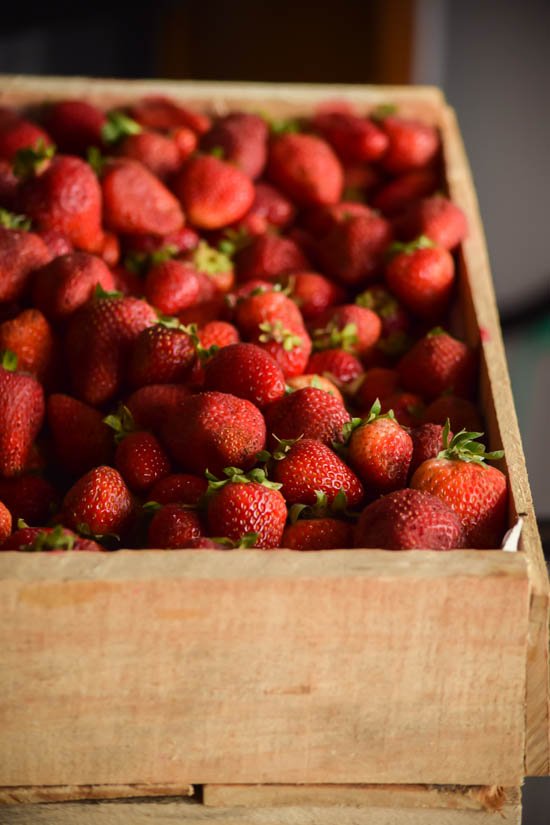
(0, 784, 193, 805)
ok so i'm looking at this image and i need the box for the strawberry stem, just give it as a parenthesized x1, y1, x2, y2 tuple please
(192, 240, 232, 275)
(1, 349, 18, 372)
(13, 139, 55, 179)
(102, 111, 142, 144)
(437, 426, 504, 464)
(0, 208, 31, 231)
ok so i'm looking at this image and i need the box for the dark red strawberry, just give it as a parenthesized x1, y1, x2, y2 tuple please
(256, 320, 312, 379)
(347, 402, 413, 494)
(122, 226, 199, 257)
(316, 213, 392, 285)
(0, 475, 57, 525)
(237, 182, 295, 235)
(312, 305, 382, 359)
(48, 393, 113, 476)
(0, 161, 19, 207)
(113, 431, 171, 493)
(201, 113, 268, 179)
(385, 236, 455, 319)
(0, 227, 52, 302)
(302, 201, 374, 238)
(265, 386, 351, 447)
(113, 130, 183, 179)
(371, 168, 438, 216)
(234, 288, 304, 339)
(147, 503, 203, 548)
(161, 391, 266, 476)
(235, 233, 309, 282)
(204, 342, 286, 407)
(0, 308, 55, 384)
(173, 154, 254, 229)
(0, 500, 11, 543)
(312, 111, 388, 163)
(144, 259, 201, 315)
(354, 367, 400, 413)
(409, 423, 452, 476)
(44, 100, 107, 155)
(148, 473, 207, 506)
(267, 133, 343, 206)
(379, 391, 424, 428)
(379, 115, 440, 174)
(129, 96, 210, 134)
(128, 322, 196, 388)
(62, 465, 134, 537)
(282, 271, 344, 320)
(126, 384, 190, 434)
(35, 228, 73, 257)
(398, 329, 477, 400)
(423, 395, 483, 433)
(0, 119, 53, 161)
(355, 285, 411, 339)
(198, 320, 240, 350)
(0, 352, 45, 478)
(397, 195, 468, 250)
(282, 517, 352, 550)
(306, 349, 364, 386)
(354, 488, 464, 550)
(285, 373, 344, 403)
(1, 524, 103, 552)
(32, 251, 116, 320)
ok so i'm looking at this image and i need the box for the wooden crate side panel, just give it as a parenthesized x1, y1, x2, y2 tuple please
(0, 551, 529, 787)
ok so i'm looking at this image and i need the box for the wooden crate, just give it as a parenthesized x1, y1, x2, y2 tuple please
(0, 76, 548, 825)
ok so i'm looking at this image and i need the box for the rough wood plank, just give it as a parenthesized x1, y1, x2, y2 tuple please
(0, 551, 529, 787)
(0, 784, 193, 805)
(440, 105, 550, 776)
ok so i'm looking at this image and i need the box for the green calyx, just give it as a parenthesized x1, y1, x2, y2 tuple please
(1, 349, 18, 372)
(208, 145, 225, 159)
(103, 405, 136, 444)
(218, 227, 251, 258)
(192, 240, 232, 275)
(86, 145, 107, 176)
(124, 244, 179, 276)
(427, 326, 447, 338)
(339, 400, 395, 446)
(94, 284, 123, 300)
(257, 435, 302, 464)
(30, 525, 76, 552)
(313, 322, 358, 353)
(356, 287, 397, 318)
(387, 235, 435, 258)
(289, 488, 351, 524)
(0, 207, 31, 231)
(342, 186, 366, 204)
(377, 331, 412, 358)
(371, 103, 398, 121)
(437, 420, 504, 465)
(258, 321, 302, 352)
(13, 139, 56, 179)
(205, 466, 282, 493)
(102, 111, 142, 144)
(76, 522, 120, 545)
(268, 116, 302, 136)
(210, 532, 259, 549)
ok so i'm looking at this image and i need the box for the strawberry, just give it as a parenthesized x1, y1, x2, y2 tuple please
(397, 195, 468, 250)
(173, 155, 254, 229)
(355, 367, 400, 413)
(102, 159, 184, 236)
(0, 500, 11, 543)
(204, 342, 286, 408)
(35, 228, 73, 257)
(354, 488, 464, 550)
(97, 230, 120, 267)
(316, 213, 392, 285)
(114, 130, 183, 179)
(286, 373, 343, 403)
(0, 475, 58, 525)
(144, 259, 201, 315)
(190, 240, 235, 293)
(172, 127, 198, 163)
(206, 467, 287, 548)
(62, 465, 134, 538)
(147, 503, 203, 549)
(423, 395, 483, 433)
(409, 423, 451, 476)
(371, 168, 438, 216)
(237, 182, 295, 235)
(254, 319, 311, 379)
(201, 113, 268, 179)
(66, 290, 157, 406)
(410, 427, 507, 548)
(1, 524, 103, 552)
(282, 516, 352, 550)
(282, 271, 344, 320)
(129, 96, 210, 135)
(122, 226, 199, 257)
(379, 115, 440, 174)
(0, 351, 45, 478)
(267, 133, 343, 206)
(47, 393, 113, 476)
(234, 288, 304, 339)
(312, 111, 388, 163)
(272, 438, 363, 507)
(342, 163, 381, 197)
(0, 227, 52, 302)
(32, 251, 116, 320)
(306, 348, 363, 386)
(125, 384, 190, 434)
(347, 401, 413, 494)
(312, 305, 382, 359)
(198, 320, 239, 350)
(128, 322, 196, 388)
(235, 233, 309, 282)
(302, 201, 374, 238)
(0, 119, 53, 162)
(0, 308, 55, 383)
(355, 285, 411, 339)
(161, 391, 266, 476)
(379, 391, 424, 428)
(398, 329, 477, 400)
(0, 161, 19, 207)
(44, 100, 106, 155)
(264, 386, 351, 447)
(148, 473, 207, 506)
(16, 152, 103, 252)
(385, 236, 455, 319)
(113, 431, 171, 493)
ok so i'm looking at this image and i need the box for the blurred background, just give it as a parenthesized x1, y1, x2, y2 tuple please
(1, 0, 548, 820)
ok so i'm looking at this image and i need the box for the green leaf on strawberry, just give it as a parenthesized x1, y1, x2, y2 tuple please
(387, 234, 435, 259)
(13, 139, 56, 179)
(437, 421, 504, 465)
(31, 525, 76, 552)
(1, 349, 18, 372)
(102, 111, 142, 144)
(258, 321, 302, 352)
(103, 404, 136, 444)
(86, 145, 107, 176)
(0, 207, 31, 231)
(192, 240, 232, 275)
(313, 321, 358, 353)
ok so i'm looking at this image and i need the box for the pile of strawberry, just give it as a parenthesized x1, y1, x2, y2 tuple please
(0, 95, 508, 553)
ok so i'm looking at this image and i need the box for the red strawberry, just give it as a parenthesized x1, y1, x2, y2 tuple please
(316, 213, 392, 285)
(302, 201, 374, 238)
(267, 133, 343, 206)
(144, 259, 201, 315)
(397, 195, 468, 250)
(235, 233, 309, 282)
(204, 342, 286, 408)
(379, 115, 440, 174)
(190, 240, 235, 293)
(385, 236, 455, 319)
(161, 391, 266, 476)
(282, 271, 344, 320)
(0, 160, 19, 207)
(237, 182, 295, 235)
(114, 131, 182, 179)
(282, 517, 352, 550)
(102, 159, 184, 236)
(66, 291, 157, 406)
(16, 153, 103, 252)
(201, 113, 268, 179)
(423, 395, 483, 433)
(347, 402, 413, 494)
(256, 321, 312, 379)
(306, 348, 363, 386)
(371, 168, 438, 216)
(126, 384, 190, 434)
(0, 475, 58, 525)
(355, 367, 400, 413)
(1, 524, 103, 552)
(198, 320, 239, 350)
(409, 423, 451, 476)
(379, 391, 424, 428)
(410, 428, 507, 548)
(342, 163, 381, 197)
(312, 305, 382, 359)
(129, 96, 210, 135)
(206, 467, 287, 549)
(354, 488, 464, 550)
(398, 329, 477, 400)
(32, 251, 116, 320)
(0, 227, 52, 302)
(0, 308, 55, 383)
(122, 226, 199, 257)
(128, 322, 196, 388)
(148, 473, 207, 506)
(285, 373, 344, 403)
(35, 228, 73, 257)
(0, 500, 11, 543)
(264, 386, 351, 447)
(172, 127, 198, 163)
(113, 431, 171, 493)
(48, 393, 113, 476)
(147, 503, 203, 549)
(0, 352, 45, 478)
(44, 100, 107, 155)
(312, 111, 388, 162)
(355, 286, 411, 350)
(272, 438, 363, 507)
(62, 465, 134, 537)
(0, 119, 53, 161)
(234, 288, 304, 339)
(173, 155, 254, 229)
